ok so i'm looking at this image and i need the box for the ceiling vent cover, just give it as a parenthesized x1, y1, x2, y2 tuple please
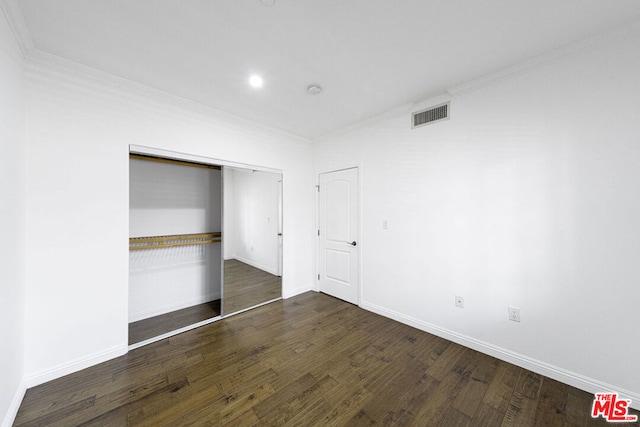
(412, 102, 450, 129)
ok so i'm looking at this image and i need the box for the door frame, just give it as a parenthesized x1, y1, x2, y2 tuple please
(128, 144, 284, 349)
(315, 165, 362, 305)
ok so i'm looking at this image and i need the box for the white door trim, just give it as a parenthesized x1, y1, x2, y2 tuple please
(315, 165, 361, 305)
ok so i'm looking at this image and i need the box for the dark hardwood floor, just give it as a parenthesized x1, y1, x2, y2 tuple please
(15, 292, 639, 426)
(223, 259, 281, 315)
(128, 300, 221, 345)
(129, 259, 280, 346)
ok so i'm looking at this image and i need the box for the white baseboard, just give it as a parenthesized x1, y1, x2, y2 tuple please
(360, 300, 640, 411)
(129, 293, 220, 323)
(25, 344, 128, 389)
(231, 255, 278, 276)
(282, 283, 313, 299)
(2, 376, 26, 427)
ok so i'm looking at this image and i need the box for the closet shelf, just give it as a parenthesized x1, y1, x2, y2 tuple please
(129, 232, 221, 251)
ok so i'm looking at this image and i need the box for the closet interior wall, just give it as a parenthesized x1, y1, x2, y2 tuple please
(129, 157, 222, 324)
(223, 167, 281, 275)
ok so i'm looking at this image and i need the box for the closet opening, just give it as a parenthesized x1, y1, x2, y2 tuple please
(128, 148, 283, 348)
(129, 154, 223, 346)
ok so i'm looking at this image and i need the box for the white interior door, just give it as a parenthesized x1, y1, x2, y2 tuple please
(318, 167, 359, 304)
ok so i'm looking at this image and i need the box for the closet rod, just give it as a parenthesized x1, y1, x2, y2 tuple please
(129, 232, 222, 251)
(130, 153, 222, 170)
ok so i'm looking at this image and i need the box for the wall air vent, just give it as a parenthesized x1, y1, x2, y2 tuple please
(412, 102, 450, 129)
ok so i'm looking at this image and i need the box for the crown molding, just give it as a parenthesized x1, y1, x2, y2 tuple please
(0, 0, 33, 57)
(448, 19, 640, 97)
(411, 93, 452, 113)
(25, 48, 312, 145)
(4, 0, 640, 142)
(0, 0, 311, 146)
(313, 92, 455, 143)
(313, 102, 415, 143)
(316, 19, 640, 142)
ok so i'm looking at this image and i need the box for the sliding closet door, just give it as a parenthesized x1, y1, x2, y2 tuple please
(222, 167, 282, 315)
(128, 156, 222, 343)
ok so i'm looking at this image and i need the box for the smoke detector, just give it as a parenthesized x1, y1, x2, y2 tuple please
(307, 84, 323, 95)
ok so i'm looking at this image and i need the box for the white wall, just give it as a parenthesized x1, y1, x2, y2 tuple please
(224, 167, 281, 275)
(223, 168, 236, 260)
(130, 160, 221, 237)
(314, 34, 640, 401)
(24, 62, 314, 386)
(0, 5, 26, 426)
(129, 160, 222, 321)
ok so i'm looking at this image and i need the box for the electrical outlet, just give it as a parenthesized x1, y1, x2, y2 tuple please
(508, 306, 521, 322)
(455, 295, 464, 308)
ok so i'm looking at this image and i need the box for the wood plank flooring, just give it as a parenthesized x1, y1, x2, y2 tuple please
(128, 300, 221, 345)
(15, 292, 639, 426)
(129, 258, 279, 346)
(223, 259, 281, 315)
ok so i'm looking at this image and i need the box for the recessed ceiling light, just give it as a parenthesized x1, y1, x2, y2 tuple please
(249, 75, 264, 88)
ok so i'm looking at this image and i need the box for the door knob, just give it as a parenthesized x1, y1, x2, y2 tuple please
(350, 241, 357, 246)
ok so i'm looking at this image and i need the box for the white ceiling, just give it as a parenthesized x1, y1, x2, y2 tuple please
(13, 0, 640, 139)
